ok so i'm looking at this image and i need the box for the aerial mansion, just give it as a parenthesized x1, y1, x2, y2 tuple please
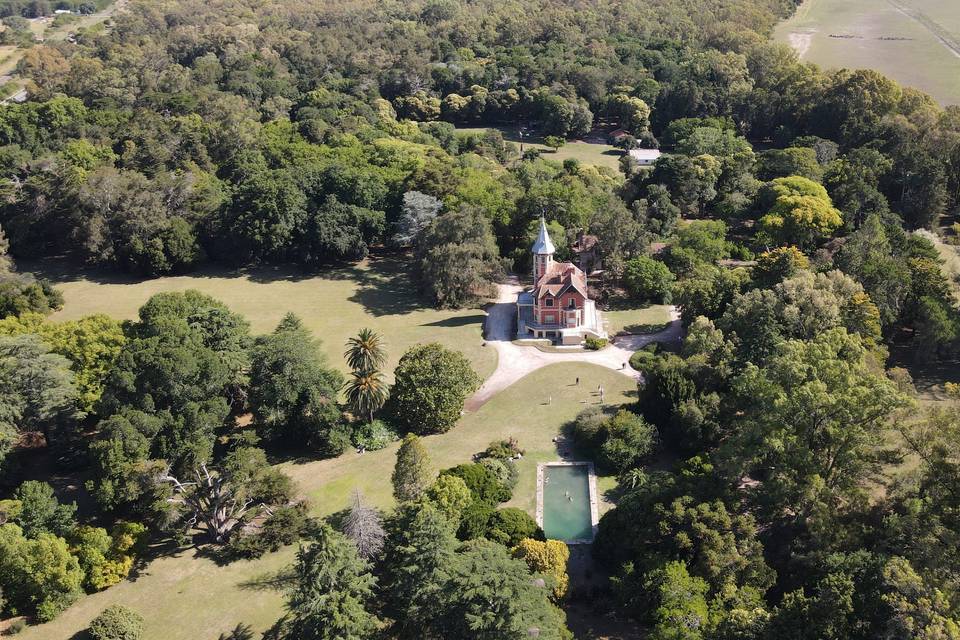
(516, 218, 607, 345)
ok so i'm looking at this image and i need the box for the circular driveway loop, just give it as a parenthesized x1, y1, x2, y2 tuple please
(464, 282, 683, 411)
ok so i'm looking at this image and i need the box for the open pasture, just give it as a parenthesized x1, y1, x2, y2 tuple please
(27, 255, 498, 381)
(775, 0, 960, 105)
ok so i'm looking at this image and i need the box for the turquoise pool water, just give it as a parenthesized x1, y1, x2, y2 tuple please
(542, 464, 593, 542)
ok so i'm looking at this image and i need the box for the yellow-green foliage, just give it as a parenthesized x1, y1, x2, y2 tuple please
(759, 176, 842, 248)
(424, 474, 473, 523)
(512, 538, 570, 601)
(0, 498, 21, 523)
(0, 312, 125, 412)
(71, 522, 148, 592)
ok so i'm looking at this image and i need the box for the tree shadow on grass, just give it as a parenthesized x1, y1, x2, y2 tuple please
(238, 566, 298, 593)
(348, 256, 430, 316)
(420, 314, 485, 328)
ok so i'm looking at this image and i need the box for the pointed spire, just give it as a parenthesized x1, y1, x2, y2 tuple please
(531, 217, 556, 255)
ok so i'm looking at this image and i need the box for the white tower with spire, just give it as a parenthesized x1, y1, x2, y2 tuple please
(531, 217, 555, 283)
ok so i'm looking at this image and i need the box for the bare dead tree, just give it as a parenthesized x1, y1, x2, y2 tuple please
(161, 463, 265, 543)
(342, 489, 385, 560)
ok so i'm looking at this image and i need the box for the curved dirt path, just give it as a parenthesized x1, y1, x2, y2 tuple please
(465, 282, 683, 411)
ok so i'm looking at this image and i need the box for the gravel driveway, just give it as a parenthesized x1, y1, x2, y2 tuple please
(465, 283, 683, 411)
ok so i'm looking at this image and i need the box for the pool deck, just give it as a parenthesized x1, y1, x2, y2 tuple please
(536, 461, 600, 544)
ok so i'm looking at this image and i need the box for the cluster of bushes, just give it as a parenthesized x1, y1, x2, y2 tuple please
(0, 481, 147, 622)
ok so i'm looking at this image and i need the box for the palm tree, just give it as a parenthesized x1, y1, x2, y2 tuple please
(619, 467, 648, 491)
(218, 623, 254, 640)
(344, 369, 390, 423)
(344, 328, 386, 374)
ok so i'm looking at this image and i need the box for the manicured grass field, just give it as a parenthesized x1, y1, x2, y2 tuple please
(21, 363, 637, 640)
(774, 0, 960, 105)
(457, 126, 625, 170)
(604, 304, 673, 336)
(27, 255, 498, 381)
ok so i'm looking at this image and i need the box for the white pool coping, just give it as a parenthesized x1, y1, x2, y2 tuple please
(536, 461, 600, 544)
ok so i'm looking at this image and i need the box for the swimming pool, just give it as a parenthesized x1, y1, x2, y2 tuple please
(537, 462, 598, 543)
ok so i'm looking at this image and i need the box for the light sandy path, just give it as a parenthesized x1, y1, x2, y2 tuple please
(465, 282, 683, 411)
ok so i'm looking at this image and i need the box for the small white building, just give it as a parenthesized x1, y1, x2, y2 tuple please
(628, 148, 662, 165)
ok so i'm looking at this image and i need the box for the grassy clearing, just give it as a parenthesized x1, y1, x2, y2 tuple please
(27, 254, 498, 381)
(775, 0, 960, 105)
(456, 125, 625, 171)
(22, 363, 636, 640)
(288, 362, 636, 517)
(604, 304, 673, 336)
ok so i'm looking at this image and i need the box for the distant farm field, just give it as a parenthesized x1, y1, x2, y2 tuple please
(25, 254, 498, 381)
(775, 0, 960, 105)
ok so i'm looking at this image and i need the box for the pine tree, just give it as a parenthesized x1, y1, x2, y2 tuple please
(391, 433, 432, 502)
(382, 502, 457, 638)
(437, 539, 573, 639)
(282, 524, 379, 640)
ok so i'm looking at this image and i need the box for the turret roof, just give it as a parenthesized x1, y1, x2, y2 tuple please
(531, 217, 556, 255)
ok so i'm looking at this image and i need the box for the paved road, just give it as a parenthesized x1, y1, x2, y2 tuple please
(464, 282, 683, 411)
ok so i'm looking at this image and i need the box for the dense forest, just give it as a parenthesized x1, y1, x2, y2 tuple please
(1, 0, 960, 637)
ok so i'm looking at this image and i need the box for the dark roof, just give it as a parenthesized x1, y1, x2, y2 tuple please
(571, 234, 599, 253)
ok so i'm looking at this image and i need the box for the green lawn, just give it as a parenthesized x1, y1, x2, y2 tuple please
(456, 125, 625, 170)
(774, 0, 960, 105)
(27, 254, 497, 381)
(22, 363, 637, 640)
(604, 304, 673, 336)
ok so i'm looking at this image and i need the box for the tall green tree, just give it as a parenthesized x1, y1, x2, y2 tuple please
(343, 329, 389, 423)
(436, 539, 572, 639)
(382, 502, 458, 638)
(344, 328, 386, 374)
(249, 313, 346, 455)
(0, 334, 77, 468)
(282, 524, 379, 640)
(392, 433, 432, 503)
(416, 205, 505, 309)
(388, 343, 479, 435)
(647, 561, 710, 640)
(13, 481, 76, 538)
(725, 328, 908, 523)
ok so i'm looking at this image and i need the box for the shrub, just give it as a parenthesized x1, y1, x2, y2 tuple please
(424, 475, 473, 523)
(571, 408, 657, 473)
(88, 605, 144, 640)
(352, 419, 399, 451)
(571, 406, 608, 452)
(482, 438, 524, 460)
(5, 618, 25, 635)
(458, 501, 494, 540)
(479, 458, 519, 491)
(513, 539, 571, 601)
(440, 463, 511, 506)
(599, 410, 657, 473)
(584, 336, 607, 350)
(485, 508, 543, 546)
(629, 349, 656, 371)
